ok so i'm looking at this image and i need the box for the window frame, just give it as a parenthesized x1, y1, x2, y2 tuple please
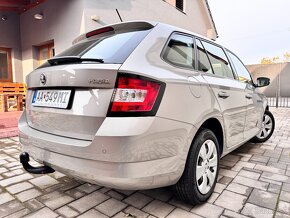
(38, 42, 54, 66)
(196, 38, 237, 80)
(161, 31, 196, 71)
(0, 47, 12, 82)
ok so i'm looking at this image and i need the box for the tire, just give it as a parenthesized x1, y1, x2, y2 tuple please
(251, 110, 275, 143)
(173, 128, 220, 205)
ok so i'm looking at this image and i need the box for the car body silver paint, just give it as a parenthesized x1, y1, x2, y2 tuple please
(19, 21, 267, 189)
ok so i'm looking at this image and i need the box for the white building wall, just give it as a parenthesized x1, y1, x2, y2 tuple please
(18, 0, 215, 82)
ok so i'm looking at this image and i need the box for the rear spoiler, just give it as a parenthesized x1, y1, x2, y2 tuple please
(72, 21, 157, 45)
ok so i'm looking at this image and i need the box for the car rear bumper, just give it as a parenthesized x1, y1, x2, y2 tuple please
(19, 111, 196, 190)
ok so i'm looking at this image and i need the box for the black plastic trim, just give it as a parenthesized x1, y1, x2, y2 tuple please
(107, 73, 166, 117)
(20, 152, 55, 174)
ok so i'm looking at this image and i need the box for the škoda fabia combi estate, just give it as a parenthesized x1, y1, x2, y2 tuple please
(19, 21, 274, 204)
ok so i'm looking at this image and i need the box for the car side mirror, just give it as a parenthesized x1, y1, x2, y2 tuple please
(256, 77, 270, 87)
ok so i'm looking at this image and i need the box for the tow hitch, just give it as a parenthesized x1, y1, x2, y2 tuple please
(19, 152, 55, 174)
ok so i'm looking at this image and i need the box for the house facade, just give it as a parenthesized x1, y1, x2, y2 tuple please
(0, 0, 217, 83)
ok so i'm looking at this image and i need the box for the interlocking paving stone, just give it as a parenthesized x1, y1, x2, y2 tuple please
(4, 208, 31, 218)
(6, 181, 33, 194)
(267, 183, 281, 194)
(95, 198, 127, 217)
(0, 108, 289, 217)
(143, 200, 175, 218)
(255, 164, 285, 175)
(191, 202, 224, 218)
(168, 197, 193, 211)
(77, 209, 109, 218)
(218, 168, 238, 178)
(214, 183, 226, 193)
(29, 175, 59, 189)
(247, 189, 278, 210)
(0, 192, 14, 205)
(37, 190, 74, 210)
(167, 208, 202, 218)
(76, 183, 100, 194)
(275, 212, 290, 218)
(0, 173, 33, 187)
(233, 175, 268, 190)
(261, 171, 290, 183)
(123, 192, 153, 209)
(238, 169, 261, 179)
(24, 199, 44, 212)
(55, 205, 79, 217)
(15, 188, 42, 202)
(241, 203, 274, 218)
(215, 190, 247, 212)
(0, 200, 25, 218)
(141, 188, 173, 202)
(278, 200, 290, 214)
(123, 206, 149, 218)
(68, 191, 109, 213)
(105, 190, 125, 201)
(22, 207, 58, 218)
(226, 182, 252, 196)
(222, 209, 249, 218)
(280, 190, 290, 202)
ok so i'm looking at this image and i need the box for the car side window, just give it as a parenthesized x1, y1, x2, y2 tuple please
(227, 51, 253, 84)
(163, 34, 194, 69)
(201, 40, 235, 79)
(196, 39, 213, 74)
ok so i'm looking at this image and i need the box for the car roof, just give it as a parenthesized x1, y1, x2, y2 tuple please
(72, 20, 216, 45)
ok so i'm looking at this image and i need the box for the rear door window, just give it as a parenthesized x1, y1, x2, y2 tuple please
(201, 40, 235, 79)
(196, 39, 212, 74)
(162, 33, 195, 69)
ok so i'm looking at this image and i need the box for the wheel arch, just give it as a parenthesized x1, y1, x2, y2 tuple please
(198, 118, 224, 156)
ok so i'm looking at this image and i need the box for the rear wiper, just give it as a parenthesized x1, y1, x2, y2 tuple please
(47, 56, 104, 65)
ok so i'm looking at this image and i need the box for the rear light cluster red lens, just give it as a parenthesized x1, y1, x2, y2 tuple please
(108, 74, 165, 116)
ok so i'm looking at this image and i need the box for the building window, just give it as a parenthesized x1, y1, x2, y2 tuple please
(165, 0, 184, 12)
(38, 42, 54, 66)
(0, 48, 12, 82)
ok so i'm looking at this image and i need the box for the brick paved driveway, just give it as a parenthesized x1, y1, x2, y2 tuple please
(0, 108, 290, 218)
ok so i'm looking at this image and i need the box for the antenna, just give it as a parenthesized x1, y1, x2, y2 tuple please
(116, 9, 123, 22)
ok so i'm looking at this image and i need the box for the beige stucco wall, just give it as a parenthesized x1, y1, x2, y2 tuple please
(15, 0, 216, 82)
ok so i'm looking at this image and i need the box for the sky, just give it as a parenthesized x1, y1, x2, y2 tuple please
(207, 0, 290, 65)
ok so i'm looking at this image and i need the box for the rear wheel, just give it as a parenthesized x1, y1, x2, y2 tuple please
(173, 128, 220, 204)
(251, 110, 275, 143)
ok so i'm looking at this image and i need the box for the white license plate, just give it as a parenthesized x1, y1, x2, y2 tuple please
(32, 90, 72, 109)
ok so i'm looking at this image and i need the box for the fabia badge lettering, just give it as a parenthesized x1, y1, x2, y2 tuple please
(89, 79, 110, 85)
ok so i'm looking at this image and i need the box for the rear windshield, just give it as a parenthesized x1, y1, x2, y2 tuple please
(43, 29, 151, 67)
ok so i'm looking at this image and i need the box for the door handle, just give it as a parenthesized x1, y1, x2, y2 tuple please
(245, 94, 252, 99)
(218, 91, 230, 99)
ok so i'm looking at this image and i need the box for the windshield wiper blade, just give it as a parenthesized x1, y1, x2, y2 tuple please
(48, 56, 104, 65)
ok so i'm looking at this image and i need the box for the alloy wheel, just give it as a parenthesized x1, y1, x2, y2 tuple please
(256, 114, 273, 140)
(196, 139, 218, 195)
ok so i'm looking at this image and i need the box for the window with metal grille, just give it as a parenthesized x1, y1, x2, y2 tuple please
(165, 0, 184, 12)
(176, 0, 184, 11)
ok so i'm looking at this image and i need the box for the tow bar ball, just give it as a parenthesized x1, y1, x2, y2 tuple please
(19, 152, 55, 174)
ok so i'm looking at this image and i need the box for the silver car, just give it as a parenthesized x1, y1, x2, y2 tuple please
(19, 21, 275, 204)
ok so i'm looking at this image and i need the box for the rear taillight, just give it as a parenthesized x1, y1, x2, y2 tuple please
(107, 74, 165, 116)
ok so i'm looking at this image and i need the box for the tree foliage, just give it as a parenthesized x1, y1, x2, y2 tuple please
(260, 52, 290, 64)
